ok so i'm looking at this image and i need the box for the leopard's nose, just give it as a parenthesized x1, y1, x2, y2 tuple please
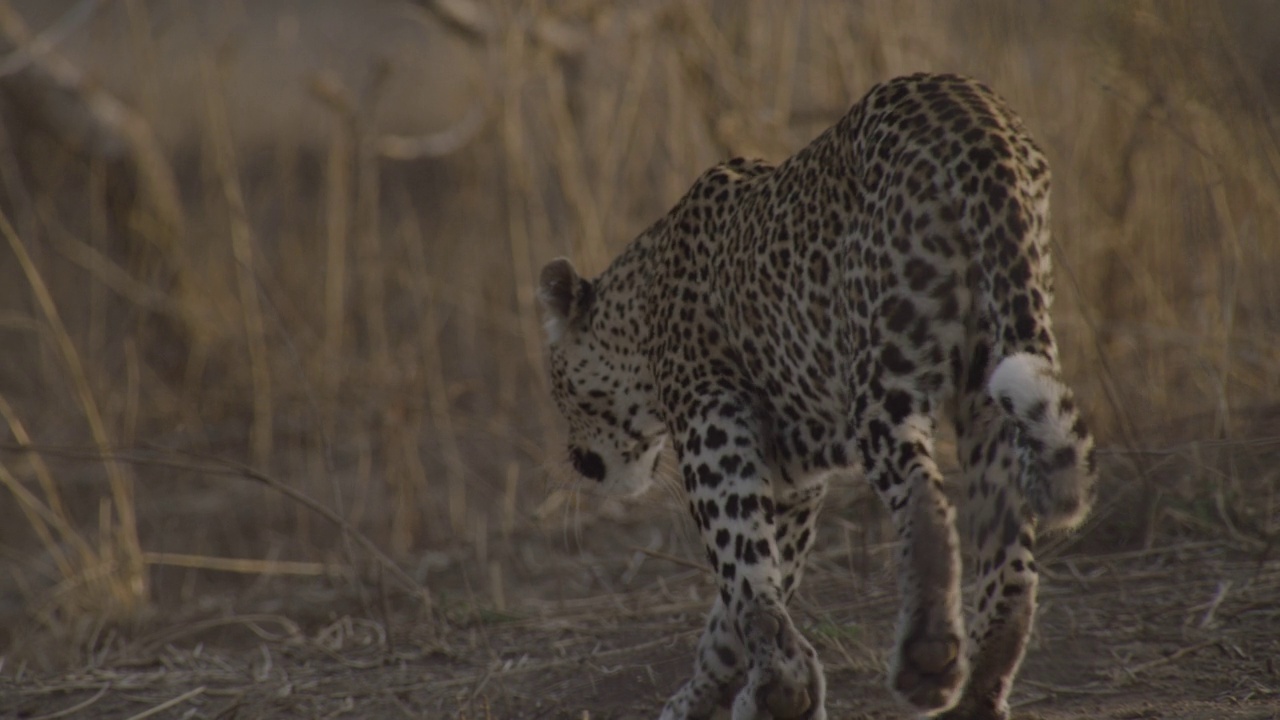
(570, 447, 606, 481)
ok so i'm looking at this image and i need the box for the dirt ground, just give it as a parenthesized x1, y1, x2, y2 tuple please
(3, 480, 1278, 720)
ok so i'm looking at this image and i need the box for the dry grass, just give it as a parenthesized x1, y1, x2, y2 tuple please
(0, 0, 1276, 693)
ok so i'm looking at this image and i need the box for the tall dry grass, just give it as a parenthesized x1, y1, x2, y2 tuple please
(0, 0, 1275, 659)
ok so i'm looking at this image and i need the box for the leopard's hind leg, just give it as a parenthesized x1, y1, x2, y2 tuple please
(941, 338, 1040, 720)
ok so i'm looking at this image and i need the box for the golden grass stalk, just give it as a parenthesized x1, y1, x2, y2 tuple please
(389, 174, 467, 545)
(0, 208, 146, 618)
(198, 55, 274, 470)
(0, 457, 80, 582)
(142, 552, 346, 577)
(323, 112, 352, 434)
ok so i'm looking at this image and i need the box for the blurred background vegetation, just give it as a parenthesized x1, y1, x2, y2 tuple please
(0, 0, 1276, 668)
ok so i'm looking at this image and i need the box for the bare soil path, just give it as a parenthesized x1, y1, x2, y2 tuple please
(4, 539, 1277, 720)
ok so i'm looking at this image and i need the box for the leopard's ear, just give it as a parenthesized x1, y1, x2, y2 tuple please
(538, 257, 595, 343)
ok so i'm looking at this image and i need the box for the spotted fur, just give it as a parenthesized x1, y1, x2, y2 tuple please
(539, 73, 1096, 720)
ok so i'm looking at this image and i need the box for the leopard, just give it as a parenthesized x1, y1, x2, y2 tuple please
(537, 73, 1097, 720)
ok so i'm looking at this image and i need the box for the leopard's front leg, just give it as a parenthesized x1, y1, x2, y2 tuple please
(859, 395, 968, 715)
(661, 403, 825, 720)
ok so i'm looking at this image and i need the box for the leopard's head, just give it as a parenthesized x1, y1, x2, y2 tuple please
(538, 257, 666, 496)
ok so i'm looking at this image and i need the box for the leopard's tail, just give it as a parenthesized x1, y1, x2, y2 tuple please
(987, 353, 1096, 531)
